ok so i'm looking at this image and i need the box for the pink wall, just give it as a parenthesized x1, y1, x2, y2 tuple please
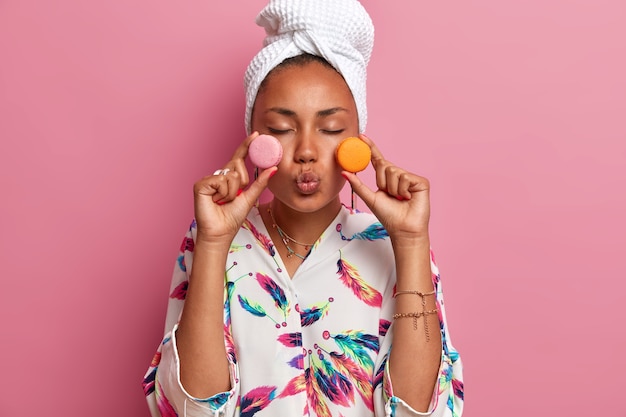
(1, 1, 624, 416)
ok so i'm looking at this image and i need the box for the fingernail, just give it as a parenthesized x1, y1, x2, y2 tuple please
(269, 169, 278, 178)
(217, 200, 226, 206)
(237, 189, 243, 196)
(341, 172, 349, 180)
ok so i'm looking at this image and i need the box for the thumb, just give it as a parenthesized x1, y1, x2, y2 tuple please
(242, 167, 277, 204)
(342, 171, 377, 209)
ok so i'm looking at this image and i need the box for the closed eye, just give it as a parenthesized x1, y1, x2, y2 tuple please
(268, 127, 293, 135)
(321, 129, 345, 135)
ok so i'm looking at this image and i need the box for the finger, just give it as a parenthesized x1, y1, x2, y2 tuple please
(227, 132, 260, 187)
(359, 134, 386, 171)
(384, 166, 401, 197)
(223, 158, 250, 188)
(232, 131, 259, 160)
(240, 167, 277, 206)
(215, 171, 245, 203)
(359, 134, 393, 192)
(341, 171, 378, 210)
(397, 171, 415, 200)
(407, 174, 430, 194)
(194, 176, 221, 199)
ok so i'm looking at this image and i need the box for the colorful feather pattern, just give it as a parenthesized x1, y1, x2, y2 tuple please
(379, 319, 391, 337)
(277, 332, 302, 347)
(305, 368, 332, 417)
(439, 360, 465, 411)
(333, 330, 378, 370)
(224, 322, 237, 364)
(255, 273, 289, 313)
(225, 281, 235, 321)
(142, 367, 156, 396)
(279, 373, 306, 398)
(334, 371, 354, 405)
(336, 256, 382, 307)
(176, 254, 186, 272)
(329, 352, 374, 411)
(179, 236, 194, 253)
(238, 295, 267, 317)
(206, 392, 230, 409)
(300, 302, 331, 326)
(242, 219, 275, 257)
(169, 280, 188, 300)
(239, 386, 277, 417)
(348, 222, 389, 241)
(155, 380, 178, 417)
(288, 354, 304, 369)
(229, 244, 244, 253)
(150, 351, 161, 367)
(373, 355, 387, 390)
(453, 379, 464, 399)
(314, 361, 351, 408)
(317, 355, 353, 407)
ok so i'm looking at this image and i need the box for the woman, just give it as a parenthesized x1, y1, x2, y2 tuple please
(143, 1, 463, 416)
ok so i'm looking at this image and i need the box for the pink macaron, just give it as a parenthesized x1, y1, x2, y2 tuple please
(249, 134, 283, 169)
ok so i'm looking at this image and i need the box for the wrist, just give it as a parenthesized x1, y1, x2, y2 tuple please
(194, 232, 234, 253)
(390, 233, 430, 251)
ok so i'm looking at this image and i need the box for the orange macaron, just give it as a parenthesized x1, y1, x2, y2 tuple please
(335, 137, 371, 173)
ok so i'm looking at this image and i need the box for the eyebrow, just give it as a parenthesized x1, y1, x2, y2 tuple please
(266, 107, 349, 118)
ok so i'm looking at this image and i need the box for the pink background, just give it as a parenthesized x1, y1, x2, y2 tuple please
(1, 1, 624, 416)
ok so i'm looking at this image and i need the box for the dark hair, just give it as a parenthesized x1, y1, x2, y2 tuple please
(257, 54, 336, 93)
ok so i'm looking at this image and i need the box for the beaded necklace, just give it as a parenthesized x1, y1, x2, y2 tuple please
(268, 207, 315, 261)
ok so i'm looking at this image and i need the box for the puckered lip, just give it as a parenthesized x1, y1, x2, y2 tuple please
(295, 171, 321, 195)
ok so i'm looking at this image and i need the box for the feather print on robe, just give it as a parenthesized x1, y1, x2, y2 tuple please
(279, 373, 306, 398)
(242, 219, 275, 257)
(169, 280, 187, 300)
(239, 386, 277, 417)
(277, 332, 302, 348)
(336, 253, 382, 307)
(337, 222, 389, 241)
(315, 354, 354, 407)
(142, 367, 156, 396)
(144, 206, 463, 417)
(238, 295, 267, 317)
(142, 351, 161, 396)
(176, 254, 186, 272)
(179, 236, 194, 252)
(312, 357, 352, 408)
(223, 285, 237, 364)
(255, 272, 290, 316)
(300, 302, 331, 326)
(329, 351, 374, 411)
(155, 378, 178, 417)
(305, 367, 332, 417)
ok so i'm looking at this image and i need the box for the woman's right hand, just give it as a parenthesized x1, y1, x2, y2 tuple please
(193, 132, 277, 247)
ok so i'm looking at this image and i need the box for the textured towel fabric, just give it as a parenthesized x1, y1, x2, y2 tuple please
(244, 0, 375, 134)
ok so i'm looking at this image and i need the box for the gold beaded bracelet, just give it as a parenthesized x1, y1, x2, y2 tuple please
(393, 290, 439, 340)
(393, 309, 439, 340)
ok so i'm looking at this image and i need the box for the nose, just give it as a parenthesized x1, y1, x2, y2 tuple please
(293, 131, 318, 164)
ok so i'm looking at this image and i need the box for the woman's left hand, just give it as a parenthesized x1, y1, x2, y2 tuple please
(342, 135, 431, 241)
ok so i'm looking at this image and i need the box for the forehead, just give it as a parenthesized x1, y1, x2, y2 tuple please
(254, 61, 357, 113)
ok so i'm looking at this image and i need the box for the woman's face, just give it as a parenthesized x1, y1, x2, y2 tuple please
(251, 61, 359, 214)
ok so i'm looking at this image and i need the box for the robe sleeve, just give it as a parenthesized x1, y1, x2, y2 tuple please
(142, 220, 240, 417)
(377, 250, 464, 417)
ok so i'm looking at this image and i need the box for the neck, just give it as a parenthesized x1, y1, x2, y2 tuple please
(267, 199, 342, 244)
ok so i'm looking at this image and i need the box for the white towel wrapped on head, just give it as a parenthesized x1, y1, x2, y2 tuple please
(244, 0, 375, 134)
